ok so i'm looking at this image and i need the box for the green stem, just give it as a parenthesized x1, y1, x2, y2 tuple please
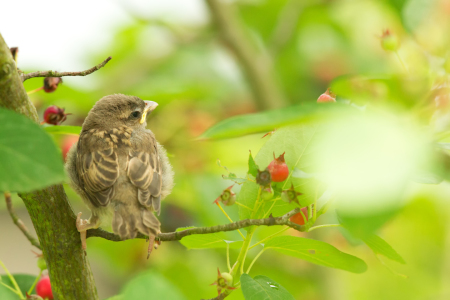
(0, 259, 24, 299)
(230, 187, 262, 281)
(226, 244, 231, 272)
(248, 226, 289, 250)
(307, 224, 341, 232)
(0, 282, 23, 297)
(246, 248, 266, 274)
(235, 202, 252, 211)
(28, 269, 42, 295)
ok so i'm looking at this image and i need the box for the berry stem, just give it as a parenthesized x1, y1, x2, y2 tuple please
(246, 248, 267, 274)
(395, 50, 409, 72)
(235, 202, 252, 211)
(26, 86, 43, 94)
(216, 203, 245, 239)
(27, 269, 42, 295)
(0, 259, 24, 298)
(248, 226, 289, 250)
(226, 244, 232, 272)
(307, 224, 341, 232)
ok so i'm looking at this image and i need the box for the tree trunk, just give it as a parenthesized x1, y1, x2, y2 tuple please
(0, 33, 99, 300)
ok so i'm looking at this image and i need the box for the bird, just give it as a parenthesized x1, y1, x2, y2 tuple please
(65, 94, 174, 257)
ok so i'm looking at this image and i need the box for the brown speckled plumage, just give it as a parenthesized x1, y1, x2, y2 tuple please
(66, 94, 174, 244)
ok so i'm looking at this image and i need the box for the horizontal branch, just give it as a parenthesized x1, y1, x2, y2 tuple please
(86, 207, 304, 242)
(21, 56, 112, 81)
(4, 192, 42, 250)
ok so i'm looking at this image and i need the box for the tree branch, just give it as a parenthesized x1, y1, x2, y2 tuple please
(4, 192, 42, 250)
(205, 0, 287, 110)
(21, 56, 112, 81)
(87, 208, 304, 242)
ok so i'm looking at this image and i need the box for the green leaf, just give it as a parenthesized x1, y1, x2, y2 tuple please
(177, 227, 243, 249)
(264, 236, 367, 273)
(237, 181, 260, 220)
(43, 125, 82, 135)
(248, 151, 259, 177)
(240, 274, 295, 300)
(360, 234, 406, 264)
(122, 271, 186, 300)
(0, 108, 66, 193)
(199, 103, 347, 140)
(0, 274, 36, 299)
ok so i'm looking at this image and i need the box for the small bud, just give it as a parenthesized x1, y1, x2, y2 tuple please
(380, 29, 399, 52)
(317, 88, 336, 103)
(43, 77, 62, 93)
(256, 169, 271, 187)
(211, 268, 236, 295)
(37, 257, 47, 271)
(213, 185, 236, 206)
(281, 184, 302, 205)
(261, 186, 274, 201)
(42, 105, 70, 125)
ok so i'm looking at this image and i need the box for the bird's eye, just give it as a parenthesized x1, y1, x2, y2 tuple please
(130, 111, 141, 119)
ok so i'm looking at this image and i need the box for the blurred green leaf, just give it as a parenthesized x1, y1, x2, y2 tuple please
(43, 125, 82, 135)
(265, 236, 367, 273)
(0, 108, 66, 192)
(240, 274, 295, 300)
(248, 151, 259, 177)
(0, 274, 36, 299)
(199, 103, 348, 140)
(360, 234, 406, 264)
(122, 270, 186, 300)
(178, 227, 243, 249)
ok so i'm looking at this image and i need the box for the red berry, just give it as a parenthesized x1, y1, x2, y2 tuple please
(317, 88, 336, 103)
(36, 275, 53, 300)
(290, 207, 309, 225)
(43, 105, 70, 125)
(43, 77, 62, 93)
(267, 152, 289, 182)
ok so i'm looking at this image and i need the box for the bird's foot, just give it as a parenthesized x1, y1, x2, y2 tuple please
(147, 231, 161, 259)
(76, 212, 99, 252)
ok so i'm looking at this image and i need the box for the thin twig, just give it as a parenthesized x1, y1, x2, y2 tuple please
(21, 56, 112, 81)
(86, 207, 304, 242)
(4, 192, 42, 250)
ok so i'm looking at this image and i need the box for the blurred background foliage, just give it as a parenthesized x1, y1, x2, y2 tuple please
(2, 0, 450, 299)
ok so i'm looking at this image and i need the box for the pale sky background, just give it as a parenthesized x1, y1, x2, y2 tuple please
(0, 0, 208, 87)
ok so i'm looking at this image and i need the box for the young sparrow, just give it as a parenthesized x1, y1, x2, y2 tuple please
(65, 94, 174, 256)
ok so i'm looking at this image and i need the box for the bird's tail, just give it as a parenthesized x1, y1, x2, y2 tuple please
(112, 204, 160, 240)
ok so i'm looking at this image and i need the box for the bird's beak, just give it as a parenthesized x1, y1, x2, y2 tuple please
(140, 101, 158, 124)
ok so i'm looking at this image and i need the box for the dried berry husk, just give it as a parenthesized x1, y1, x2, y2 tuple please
(256, 169, 271, 186)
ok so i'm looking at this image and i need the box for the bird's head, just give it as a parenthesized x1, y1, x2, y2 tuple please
(83, 94, 158, 131)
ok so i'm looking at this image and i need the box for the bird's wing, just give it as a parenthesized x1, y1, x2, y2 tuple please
(127, 135, 162, 215)
(76, 132, 120, 207)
